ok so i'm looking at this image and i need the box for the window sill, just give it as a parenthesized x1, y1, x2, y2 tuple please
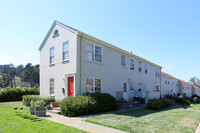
(130, 91, 134, 93)
(121, 66, 126, 69)
(52, 34, 59, 38)
(85, 59, 103, 65)
(49, 63, 55, 67)
(62, 59, 69, 63)
(50, 94, 55, 97)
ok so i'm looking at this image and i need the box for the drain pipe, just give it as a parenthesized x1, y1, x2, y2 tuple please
(79, 34, 83, 95)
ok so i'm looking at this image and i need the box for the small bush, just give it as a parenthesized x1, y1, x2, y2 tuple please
(175, 97, 190, 106)
(196, 98, 200, 103)
(60, 96, 96, 117)
(0, 87, 39, 102)
(60, 93, 118, 117)
(146, 98, 173, 110)
(22, 95, 55, 106)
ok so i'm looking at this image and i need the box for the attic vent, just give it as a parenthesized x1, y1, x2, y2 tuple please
(53, 29, 59, 37)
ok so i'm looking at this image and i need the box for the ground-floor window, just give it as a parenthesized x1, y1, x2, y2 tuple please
(50, 79, 54, 96)
(86, 78, 93, 93)
(86, 78, 101, 93)
(123, 83, 127, 92)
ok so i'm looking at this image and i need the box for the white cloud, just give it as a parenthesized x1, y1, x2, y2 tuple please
(162, 64, 174, 71)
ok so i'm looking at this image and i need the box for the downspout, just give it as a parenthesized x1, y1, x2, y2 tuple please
(79, 34, 83, 95)
(160, 68, 162, 99)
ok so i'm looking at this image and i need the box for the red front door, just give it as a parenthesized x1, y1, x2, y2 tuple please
(68, 77, 74, 96)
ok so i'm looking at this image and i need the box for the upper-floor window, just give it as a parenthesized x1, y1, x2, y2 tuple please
(155, 68, 160, 78)
(138, 61, 142, 72)
(86, 41, 102, 63)
(95, 45, 102, 63)
(145, 64, 148, 73)
(50, 47, 55, 65)
(130, 59, 134, 70)
(121, 55, 126, 68)
(63, 41, 69, 61)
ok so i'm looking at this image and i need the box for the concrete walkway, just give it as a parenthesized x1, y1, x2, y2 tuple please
(43, 112, 128, 133)
(195, 123, 200, 133)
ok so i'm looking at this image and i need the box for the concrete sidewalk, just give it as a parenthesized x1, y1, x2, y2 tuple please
(43, 112, 128, 133)
(195, 123, 200, 133)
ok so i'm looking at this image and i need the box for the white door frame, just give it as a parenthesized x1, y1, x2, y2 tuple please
(65, 74, 75, 98)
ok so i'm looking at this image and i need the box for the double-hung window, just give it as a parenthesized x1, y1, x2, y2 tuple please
(130, 59, 134, 70)
(86, 78, 101, 93)
(121, 55, 126, 67)
(123, 83, 127, 92)
(138, 61, 142, 72)
(63, 41, 69, 61)
(95, 45, 102, 63)
(86, 78, 93, 93)
(86, 42, 94, 61)
(86, 41, 102, 63)
(50, 47, 55, 65)
(145, 64, 148, 73)
(50, 79, 54, 96)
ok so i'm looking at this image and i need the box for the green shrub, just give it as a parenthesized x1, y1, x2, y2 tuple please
(146, 99, 162, 110)
(60, 96, 96, 117)
(22, 95, 55, 106)
(146, 98, 174, 110)
(85, 93, 118, 113)
(196, 98, 200, 103)
(175, 97, 190, 106)
(60, 93, 118, 117)
(0, 87, 39, 102)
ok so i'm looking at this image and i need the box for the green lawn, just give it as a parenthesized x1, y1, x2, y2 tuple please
(86, 104, 200, 133)
(0, 101, 87, 133)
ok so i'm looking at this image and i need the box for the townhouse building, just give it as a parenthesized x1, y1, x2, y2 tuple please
(39, 21, 162, 101)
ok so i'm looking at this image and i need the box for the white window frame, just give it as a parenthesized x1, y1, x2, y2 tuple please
(86, 77, 102, 93)
(50, 47, 55, 65)
(145, 64, 148, 73)
(63, 41, 69, 62)
(130, 58, 134, 70)
(121, 55, 126, 68)
(50, 78, 54, 96)
(86, 41, 102, 64)
(123, 82, 127, 92)
(138, 61, 142, 72)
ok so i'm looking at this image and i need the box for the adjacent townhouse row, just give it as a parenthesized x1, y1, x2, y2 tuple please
(161, 72, 200, 98)
(39, 21, 200, 102)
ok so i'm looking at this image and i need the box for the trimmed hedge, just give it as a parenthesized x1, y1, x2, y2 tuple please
(60, 96, 95, 117)
(0, 87, 39, 102)
(60, 93, 118, 117)
(85, 93, 118, 113)
(146, 98, 174, 110)
(22, 95, 55, 106)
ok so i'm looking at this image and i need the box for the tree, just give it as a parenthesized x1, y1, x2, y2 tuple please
(189, 77, 200, 88)
(1, 64, 16, 88)
(21, 63, 39, 87)
(16, 65, 24, 77)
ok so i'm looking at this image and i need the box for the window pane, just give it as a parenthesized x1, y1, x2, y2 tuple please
(87, 52, 93, 61)
(86, 78, 93, 93)
(95, 79, 101, 93)
(50, 79, 54, 96)
(123, 83, 127, 92)
(50, 56, 55, 64)
(130, 59, 134, 68)
(95, 46, 102, 63)
(63, 51, 69, 60)
(87, 42, 93, 52)
(50, 48, 55, 56)
(63, 42, 69, 52)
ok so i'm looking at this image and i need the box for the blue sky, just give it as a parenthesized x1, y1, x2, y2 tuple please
(0, 0, 199, 81)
